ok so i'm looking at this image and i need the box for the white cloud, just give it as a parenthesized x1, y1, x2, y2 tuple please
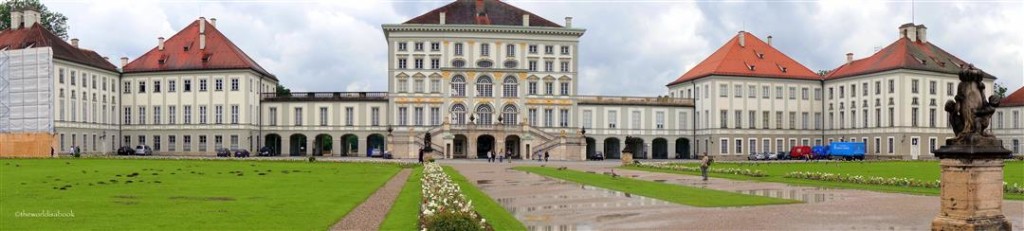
(43, 0, 1024, 95)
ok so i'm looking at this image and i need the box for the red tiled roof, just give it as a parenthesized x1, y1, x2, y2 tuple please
(1002, 87, 1024, 107)
(404, 0, 562, 28)
(826, 37, 980, 79)
(123, 19, 275, 80)
(667, 31, 819, 86)
(0, 24, 118, 72)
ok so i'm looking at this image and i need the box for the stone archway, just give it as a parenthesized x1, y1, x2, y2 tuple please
(476, 135, 495, 158)
(289, 134, 307, 156)
(339, 134, 359, 156)
(453, 134, 468, 158)
(652, 138, 668, 159)
(264, 134, 281, 156)
(505, 135, 521, 159)
(675, 138, 691, 159)
(628, 137, 646, 159)
(366, 134, 386, 157)
(313, 134, 332, 156)
(604, 137, 621, 159)
(585, 137, 597, 159)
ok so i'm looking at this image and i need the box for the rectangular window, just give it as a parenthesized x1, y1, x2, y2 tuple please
(529, 45, 537, 54)
(749, 86, 756, 98)
(431, 58, 439, 69)
(199, 79, 208, 92)
(480, 43, 490, 56)
(168, 106, 176, 124)
(1014, 111, 1020, 128)
(398, 42, 407, 51)
(414, 58, 423, 69)
(814, 112, 822, 130)
(583, 110, 593, 128)
(789, 112, 796, 129)
(528, 61, 537, 71)
(139, 106, 146, 125)
(529, 109, 538, 127)
(344, 107, 354, 126)
(215, 105, 223, 124)
(545, 45, 553, 54)
(398, 59, 407, 69)
(528, 82, 537, 95)
(762, 111, 770, 129)
(863, 83, 868, 96)
(801, 112, 809, 129)
(888, 137, 894, 154)
(911, 108, 919, 127)
(762, 86, 770, 99)
(268, 107, 277, 126)
(430, 107, 440, 126)
(414, 42, 423, 51)
(735, 110, 742, 128)
(789, 87, 796, 100)
(198, 136, 208, 152)
(506, 44, 515, 57)
(545, 82, 554, 95)
(123, 107, 131, 125)
(231, 78, 239, 91)
(184, 106, 192, 124)
(776, 111, 783, 129)
(736, 139, 743, 154)
(947, 82, 954, 96)
(929, 81, 936, 95)
(720, 110, 728, 129)
(294, 107, 303, 126)
(184, 80, 192, 92)
(720, 139, 729, 154)
(414, 107, 424, 126)
(560, 61, 569, 72)
(153, 106, 161, 124)
(153, 136, 161, 151)
(231, 105, 239, 124)
(414, 79, 424, 93)
(911, 79, 919, 94)
(544, 61, 553, 72)
(398, 107, 408, 126)
(561, 46, 569, 55)
(214, 135, 223, 150)
(430, 42, 439, 51)
(544, 109, 554, 127)
(153, 81, 161, 93)
(183, 136, 191, 152)
(371, 107, 380, 126)
(454, 43, 463, 55)
(776, 86, 783, 99)
(560, 109, 569, 127)
(607, 110, 616, 128)
(801, 88, 809, 100)
(430, 79, 441, 93)
(679, 112, 688, 129)
(748, 111, 756, 129)
(929, 108, 936, 128)
(168, 80, 176, 92)
(735, 85, 742, 98)
(889, 108, 895, 127)
(319, 107, 328, 126)
(230, 135, 239, 149)
(720, 84, 728, 97)
(168, 136, 176, 152)
(138, 81, 146, 93)
(560, 82, 569, 96)
(215, 79, 223, 91)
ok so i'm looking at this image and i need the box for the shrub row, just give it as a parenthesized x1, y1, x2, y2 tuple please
(420, 162, 491, 231)
(631, 162, 768, 177)
(784, 171, 1024, 195)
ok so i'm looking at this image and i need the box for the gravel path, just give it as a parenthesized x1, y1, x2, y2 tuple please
(330, 168, 412, 231)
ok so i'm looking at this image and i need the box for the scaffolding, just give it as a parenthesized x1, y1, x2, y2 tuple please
(0, 48, 53, 133)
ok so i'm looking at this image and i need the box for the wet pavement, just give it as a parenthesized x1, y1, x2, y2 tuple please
(444, 160, 1024, 230)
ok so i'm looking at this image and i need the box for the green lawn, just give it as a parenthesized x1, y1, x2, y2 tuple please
(443, 166, 526, 231)
(0, 158, 402, 230)
(624, 161, 1024, 200)
(515, 166, 799, 207)
(380, 166, 423, 230)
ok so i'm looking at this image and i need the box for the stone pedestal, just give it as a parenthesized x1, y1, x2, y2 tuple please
(932, 144, 1012, 231)
(621, 152, 633, 165)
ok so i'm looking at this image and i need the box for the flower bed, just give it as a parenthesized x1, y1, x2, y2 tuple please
(631, 162, 767, 177)
(784, 171, 1024, 195)
(420, 162, 491, 231)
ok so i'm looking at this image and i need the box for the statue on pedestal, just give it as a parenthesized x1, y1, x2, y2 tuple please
(944, 64, 1003, 147)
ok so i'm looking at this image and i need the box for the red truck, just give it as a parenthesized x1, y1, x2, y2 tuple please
(789, 146, 813, 159)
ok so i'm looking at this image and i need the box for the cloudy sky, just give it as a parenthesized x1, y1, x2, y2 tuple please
(46, 0, 1023, 96)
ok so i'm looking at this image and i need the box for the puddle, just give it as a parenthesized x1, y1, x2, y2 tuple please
(477, 180, 492, 185)
(732, 188, 839, 203)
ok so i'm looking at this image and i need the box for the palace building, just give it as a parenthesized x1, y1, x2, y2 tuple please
(0, 1, 1020, 159)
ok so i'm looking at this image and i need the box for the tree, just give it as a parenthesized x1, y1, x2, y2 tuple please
(994, 82, 1008, 98)
(275, 84, 291, 96)
(0, 0, 70, 39)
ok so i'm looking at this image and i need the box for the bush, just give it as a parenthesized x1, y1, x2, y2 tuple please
(307, 156, 316, 162)
(422, 211, 484, 231)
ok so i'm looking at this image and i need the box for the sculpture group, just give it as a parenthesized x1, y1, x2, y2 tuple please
(944, 64, 1003, 146)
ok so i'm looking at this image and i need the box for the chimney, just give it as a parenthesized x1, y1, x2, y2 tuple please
(22, 9, 40, 28)
(10, 11, 22, 29)
(899, 23, 916, 42)
(120, 57, 129, 68)
(916, 24, 927, 43)
(522, 14, 530, 27)
(210, 18, 216, 26)
(767, 35, 774, 46)
(564, 17, 573, 28)
(70, 38, 79, 48)
(199, 17, 206, 33)
(199, 17, 207, 50)
(158, 37, 165, 50)
(738, 31, 746, 47)
(439, 12, 446, 25)
(846, 53, 854, 64)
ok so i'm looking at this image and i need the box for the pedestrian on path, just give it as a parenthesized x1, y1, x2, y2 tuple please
(700, 153, 712, 181)
(487, 151, 493, 162)
(544, 151, 549, 162)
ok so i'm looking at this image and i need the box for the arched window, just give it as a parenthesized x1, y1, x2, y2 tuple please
(451, 104, 466, 125)
(451, 75, 466, 97)
(503, 76, 518, 98)
(502, 104, 518, 126)
(476, 104, 493, 125)
(476, 76, 493, 97)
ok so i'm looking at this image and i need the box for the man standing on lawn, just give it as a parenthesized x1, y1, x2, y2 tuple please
(700, 153, 711, 181)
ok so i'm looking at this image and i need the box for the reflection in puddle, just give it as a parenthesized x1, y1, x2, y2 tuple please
(732, 188, 839, 203)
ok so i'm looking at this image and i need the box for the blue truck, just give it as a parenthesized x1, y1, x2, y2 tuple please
(828, 142, 866, 160)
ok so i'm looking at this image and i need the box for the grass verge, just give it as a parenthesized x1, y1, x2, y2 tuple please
(622, 161, 1024, 200)
(380, 166, 423, 230)
(442, 166, 526, 231)
(0, 158, 401, 230)
(515, 166, 799, 207)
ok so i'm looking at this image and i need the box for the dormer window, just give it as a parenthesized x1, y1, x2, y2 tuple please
(754, 50, 764, 59)
(202, 54, 212, 62)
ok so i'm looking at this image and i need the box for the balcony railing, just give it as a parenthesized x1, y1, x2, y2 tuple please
(262, 92, 388, 102)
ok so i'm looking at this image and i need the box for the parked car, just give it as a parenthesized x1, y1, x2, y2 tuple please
(590, 151, 605, 160)
(778, 151, 790, 160)
(117, 146, 136, 155)
(216, 148, 231, 157)
(134, 145, 153, 156)
(790, 146, 813, 160)
(258, 146, 274, 156)
(766, 151, 778, 160)
(234, 149, 250, 158)
(748, 152, 766, 161)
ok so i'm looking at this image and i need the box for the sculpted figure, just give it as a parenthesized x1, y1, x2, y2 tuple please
(945, 64, 1002, 145)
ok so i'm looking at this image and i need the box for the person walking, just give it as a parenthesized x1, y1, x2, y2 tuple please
(487, 151, 493, 162)
(544, 151, 549, 162)
(700, 153, 712, 181)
